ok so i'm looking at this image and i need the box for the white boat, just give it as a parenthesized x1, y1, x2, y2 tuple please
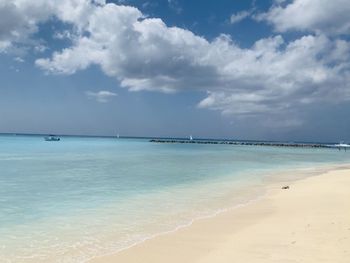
(332, 141, 350, 147)
(335, 143, 350, 147)
(44, 135, 60, 141)
(327, 142, 350, 150)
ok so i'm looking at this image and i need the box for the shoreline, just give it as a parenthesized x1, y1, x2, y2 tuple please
(90, 165, 350, 263)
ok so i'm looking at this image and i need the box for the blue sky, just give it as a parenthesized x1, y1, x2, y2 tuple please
(1, 0, 350, 142)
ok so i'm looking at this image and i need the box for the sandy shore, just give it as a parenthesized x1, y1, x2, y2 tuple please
(90, 168, 350, 263)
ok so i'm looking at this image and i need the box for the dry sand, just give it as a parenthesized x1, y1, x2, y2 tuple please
(90, 168, 350, 263)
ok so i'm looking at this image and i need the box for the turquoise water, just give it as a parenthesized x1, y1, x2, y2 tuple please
(1, 135, 349, 262)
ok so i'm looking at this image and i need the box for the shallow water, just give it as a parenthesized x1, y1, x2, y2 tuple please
(0, 135, 349, 262)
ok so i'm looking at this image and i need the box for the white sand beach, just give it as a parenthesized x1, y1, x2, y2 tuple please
(91, 168, 350, 263)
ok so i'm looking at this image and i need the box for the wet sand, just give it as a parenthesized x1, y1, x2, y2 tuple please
(90, 168, 350, 263)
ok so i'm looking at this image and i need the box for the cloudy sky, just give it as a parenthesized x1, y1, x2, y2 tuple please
(1, 0, 350, 142)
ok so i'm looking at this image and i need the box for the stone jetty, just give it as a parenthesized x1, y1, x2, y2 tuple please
(150, 139, 331, 148)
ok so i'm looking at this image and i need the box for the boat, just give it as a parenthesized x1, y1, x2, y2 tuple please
(326, 141, 350, 150)
(336, 142, 350, 147)
(44, 135, 60, 141)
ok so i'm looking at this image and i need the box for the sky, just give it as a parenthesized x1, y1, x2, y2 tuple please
(0, 0, 350, 142)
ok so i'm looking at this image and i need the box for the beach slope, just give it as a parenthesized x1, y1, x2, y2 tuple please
(91, 168, 350, 263)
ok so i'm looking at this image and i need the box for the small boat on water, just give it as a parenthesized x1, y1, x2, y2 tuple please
(44, 135, 60, 141)
(327, 141, 350, 150)
(335, 143, 350, 148)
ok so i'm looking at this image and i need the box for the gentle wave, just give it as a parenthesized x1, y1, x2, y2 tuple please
(1, 136, 350, 262)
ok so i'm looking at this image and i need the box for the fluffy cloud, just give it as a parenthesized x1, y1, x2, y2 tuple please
(86, 90, 117, 103)
(35, 2, 350, 116)
(1, 0, 350, 122)
(257, 0, 350, 35)
(230, 10, 251, 24)
(0, 1, 47, 52)
(0, 0, 105, 52)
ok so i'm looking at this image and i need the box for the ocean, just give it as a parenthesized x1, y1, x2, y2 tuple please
(0, 135, 349, 262)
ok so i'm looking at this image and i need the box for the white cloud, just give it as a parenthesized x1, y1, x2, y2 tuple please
(35, 2, 350, 117)
(86, 90, 117, 103)
(256, 0, 350, 35)
(230, 10, 250, 24)
(1, 0, 350, 124)
(14, 57, 24, 63)
(0, 1, 45, 52)
(53, 30, 73, 40)
(0, 0, 103, 52)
